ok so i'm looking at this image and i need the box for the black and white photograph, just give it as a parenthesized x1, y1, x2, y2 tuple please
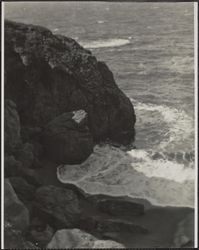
(1, 0, 198, 249)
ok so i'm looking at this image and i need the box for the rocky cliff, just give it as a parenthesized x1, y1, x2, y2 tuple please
(4, 20, 138, 248)
(4, 20, 194, 249)
(5, 20, 135, 148)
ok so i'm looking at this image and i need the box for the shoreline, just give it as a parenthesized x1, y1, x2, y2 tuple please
(35, 157, 194, 248)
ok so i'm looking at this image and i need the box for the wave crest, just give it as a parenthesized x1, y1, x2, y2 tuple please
(80, 38, 130, 49)
(57, 144, 194, 207)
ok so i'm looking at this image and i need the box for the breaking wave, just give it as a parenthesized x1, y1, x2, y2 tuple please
(57, 99, 194, 208)
(80, 38, 131, 49)
(57, 144, 194, 208)
(132, 98, 194, 151)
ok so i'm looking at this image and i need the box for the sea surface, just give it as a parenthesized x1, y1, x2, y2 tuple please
(5, 2, 195, 207)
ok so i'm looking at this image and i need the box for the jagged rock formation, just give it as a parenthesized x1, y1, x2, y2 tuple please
(5, 19, 136, 148)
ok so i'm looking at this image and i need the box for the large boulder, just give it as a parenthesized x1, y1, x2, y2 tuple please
(42, 110, 93, 164)
(33, 185, 81, 229)
(5, 20, 135, 145)
(47, 228, 125, 248)
(4, 178, 29, 232)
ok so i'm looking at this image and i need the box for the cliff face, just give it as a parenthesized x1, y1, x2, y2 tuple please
(4, 20, 138, 248)
(5, 20, 135, 145)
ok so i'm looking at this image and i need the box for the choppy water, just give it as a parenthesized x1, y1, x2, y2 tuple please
(5, 2, 195, 207)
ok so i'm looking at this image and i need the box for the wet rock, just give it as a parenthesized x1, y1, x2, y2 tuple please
(91, 195, 144, 216)
(5, 99, 21, 153)
(42, 111, 93, 164)
(4, 179, 29, 232)
(5, 20, 135, 145)
(47, 228, 125, 248)
(33, 185, 81, 228)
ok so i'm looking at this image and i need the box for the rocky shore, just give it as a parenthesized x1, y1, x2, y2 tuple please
(4, 20, 194, 248)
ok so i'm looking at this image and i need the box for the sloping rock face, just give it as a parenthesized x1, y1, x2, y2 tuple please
(5, 20, 135, 145)
(43, 111, 93, 164)
(47, 228, 125, 248)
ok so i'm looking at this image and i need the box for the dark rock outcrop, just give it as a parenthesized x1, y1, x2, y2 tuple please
(42, 110, 93, 164)
(33, 185, 81, 229)
(5, 20, 135, 145)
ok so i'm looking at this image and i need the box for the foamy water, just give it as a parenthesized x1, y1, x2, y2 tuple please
(57, 144, 194, 207)
(80, 39, 131, 49)
(57, 99, 195, 208)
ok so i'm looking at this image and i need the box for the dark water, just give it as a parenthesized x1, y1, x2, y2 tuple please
(4, 2, 195, 206)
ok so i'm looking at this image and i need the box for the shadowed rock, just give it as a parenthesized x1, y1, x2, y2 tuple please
(33, 185, 81, 229)
(5, 20, 135, 145)
(42, 111, 93, 164)
(4, 179, 29, 232)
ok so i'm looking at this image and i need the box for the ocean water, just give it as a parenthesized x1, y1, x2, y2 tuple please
(5, 2, 195, 207)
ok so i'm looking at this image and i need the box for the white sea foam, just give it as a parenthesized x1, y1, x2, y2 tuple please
(97, 20, 105, 24)
(80, 39, 130, 49)
(57, 144, 194, 208)
(131, 99, 194, 151)
(57, 99, 194, 208)
(127, 149, 194, 182)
